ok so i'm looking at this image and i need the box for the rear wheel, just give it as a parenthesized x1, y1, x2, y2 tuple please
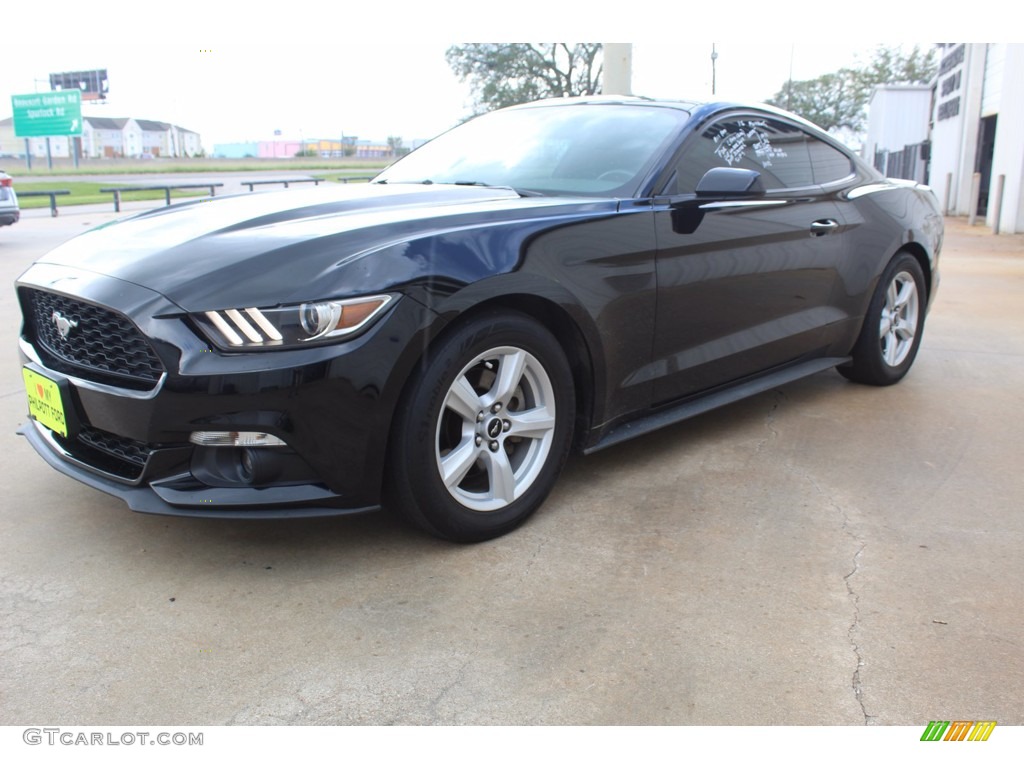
(839, 251, 927, 386)
(387, 310, 574, 542)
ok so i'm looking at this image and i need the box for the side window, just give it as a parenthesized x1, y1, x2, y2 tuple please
(807, 138, 854, 184)
(667, 115, 849, 193)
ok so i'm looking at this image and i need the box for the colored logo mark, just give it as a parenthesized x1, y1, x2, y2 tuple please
(920, 721, 996, 741)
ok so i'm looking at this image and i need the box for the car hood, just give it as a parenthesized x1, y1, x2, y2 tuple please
(34, 183, 618, 311)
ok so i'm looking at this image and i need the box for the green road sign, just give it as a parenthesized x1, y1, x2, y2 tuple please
(11, 90, 83, 137)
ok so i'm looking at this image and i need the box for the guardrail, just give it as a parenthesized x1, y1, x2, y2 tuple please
(99, 183, 224, 212)
(337, 176, 375, 184)
(243, 178, 323, 191)
(17, 190, 71, 217)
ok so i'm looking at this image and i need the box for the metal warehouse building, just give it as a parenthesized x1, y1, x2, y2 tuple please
(868, 43, 1024, 234)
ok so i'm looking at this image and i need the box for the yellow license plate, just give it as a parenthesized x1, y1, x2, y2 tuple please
(23, 368, 68, 437)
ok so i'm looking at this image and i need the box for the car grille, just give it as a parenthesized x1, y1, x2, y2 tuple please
(55, 426, 153, 481)
(23, 289, 165, 389)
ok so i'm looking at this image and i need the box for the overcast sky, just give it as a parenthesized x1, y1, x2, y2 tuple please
(2, 43, 890, 147)
(0, 3, 997, 149)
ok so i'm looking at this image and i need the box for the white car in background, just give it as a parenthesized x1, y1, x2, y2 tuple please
(0, 170, 20, 227)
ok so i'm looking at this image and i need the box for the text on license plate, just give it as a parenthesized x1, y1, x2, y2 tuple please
(23, 368, 68, 437)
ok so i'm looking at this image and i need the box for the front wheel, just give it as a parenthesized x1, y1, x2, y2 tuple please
(387, 311, 575, 542)
(839, 252, 927, 386)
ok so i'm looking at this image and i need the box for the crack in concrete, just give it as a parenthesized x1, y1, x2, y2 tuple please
(802, 472, 871, 724)
(424, 655, 472, 724)
(516, 530, 547, 587)
(755, 390, 785, 454)
(767, 402, 870, 725)
(845, 541, 869, 724)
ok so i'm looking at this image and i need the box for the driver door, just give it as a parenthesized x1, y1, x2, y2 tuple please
(650, 114, 849, 403)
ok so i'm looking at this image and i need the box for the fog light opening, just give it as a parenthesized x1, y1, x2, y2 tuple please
(239, 447, 283, 486)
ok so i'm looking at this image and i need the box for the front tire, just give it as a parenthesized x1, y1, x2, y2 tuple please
(839, 251, 927, 386)
(387, 310, 575, 542)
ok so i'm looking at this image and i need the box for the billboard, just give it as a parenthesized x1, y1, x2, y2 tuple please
(49, 69, 108, 101)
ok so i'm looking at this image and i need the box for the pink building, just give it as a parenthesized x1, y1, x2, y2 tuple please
(258, 140, 305, 158)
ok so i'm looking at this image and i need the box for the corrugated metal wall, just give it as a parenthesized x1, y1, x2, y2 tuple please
(873, 142, 928, 183)
(981, 44, 1005, 117)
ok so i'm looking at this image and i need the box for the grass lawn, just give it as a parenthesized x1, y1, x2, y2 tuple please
(11, 160, 385, 209)
(9, 158, 390, 177)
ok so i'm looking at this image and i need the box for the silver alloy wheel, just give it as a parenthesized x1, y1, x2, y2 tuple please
(878, 269, 920, 367)
(435, 345, 557, 512)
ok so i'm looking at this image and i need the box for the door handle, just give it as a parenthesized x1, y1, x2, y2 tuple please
(810, 219, 840, 236)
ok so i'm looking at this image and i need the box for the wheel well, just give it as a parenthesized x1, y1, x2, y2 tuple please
(898, 241, 933, 302)
(473, 296, 594, 449)
(420, 296, 596, 452)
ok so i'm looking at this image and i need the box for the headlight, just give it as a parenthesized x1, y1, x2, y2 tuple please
(195, 294, 392, 350)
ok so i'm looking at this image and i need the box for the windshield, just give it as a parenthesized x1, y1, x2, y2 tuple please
(375, 103, 688, 197)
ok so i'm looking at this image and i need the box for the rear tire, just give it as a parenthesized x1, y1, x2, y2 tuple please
(387, 310, 574, 542)
(839, 251, 927, 386)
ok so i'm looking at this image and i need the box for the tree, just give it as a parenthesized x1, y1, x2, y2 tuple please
(855, 44, 938, 94)
(446, 43, 603, 114)
(770, 68, 864, 133)
(767, 45, 938, 134)
(386, 136, 408, 157)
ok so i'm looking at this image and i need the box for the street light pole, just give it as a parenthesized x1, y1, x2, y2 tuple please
(711, 44, 718, 96)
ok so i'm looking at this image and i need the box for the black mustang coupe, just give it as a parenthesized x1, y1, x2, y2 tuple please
(17, 96, 943, 541)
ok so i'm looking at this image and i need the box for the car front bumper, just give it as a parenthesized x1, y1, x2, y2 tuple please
(17, 418, 376, 517)
(16, 264, 435, 519)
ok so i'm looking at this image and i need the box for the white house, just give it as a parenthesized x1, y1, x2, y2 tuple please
(2, 115, 204, 160)
(82, 117, 133, 158)
(0, 117, 72, 157)
(131, 120, 202, 158)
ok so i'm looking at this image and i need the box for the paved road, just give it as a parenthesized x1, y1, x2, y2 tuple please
(1, 211, 1022, 726)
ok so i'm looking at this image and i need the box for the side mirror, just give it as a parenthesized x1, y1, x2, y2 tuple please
(695, 167, 765, 198)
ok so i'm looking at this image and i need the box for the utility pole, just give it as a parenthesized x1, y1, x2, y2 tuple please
(711, 44, 718, 95)
(602, 43, 633, 96)
(786, 44, 795, 110)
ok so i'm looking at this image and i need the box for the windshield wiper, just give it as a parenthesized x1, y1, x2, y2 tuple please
(375, 179, 542, 197)
(452, 180, 544, 198)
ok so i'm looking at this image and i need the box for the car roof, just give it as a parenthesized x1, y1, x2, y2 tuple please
(503, 95, 704, 113)
(498, 95, 832, 137)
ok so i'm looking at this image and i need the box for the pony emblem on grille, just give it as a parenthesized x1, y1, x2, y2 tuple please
(51, 311, 78, 340)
